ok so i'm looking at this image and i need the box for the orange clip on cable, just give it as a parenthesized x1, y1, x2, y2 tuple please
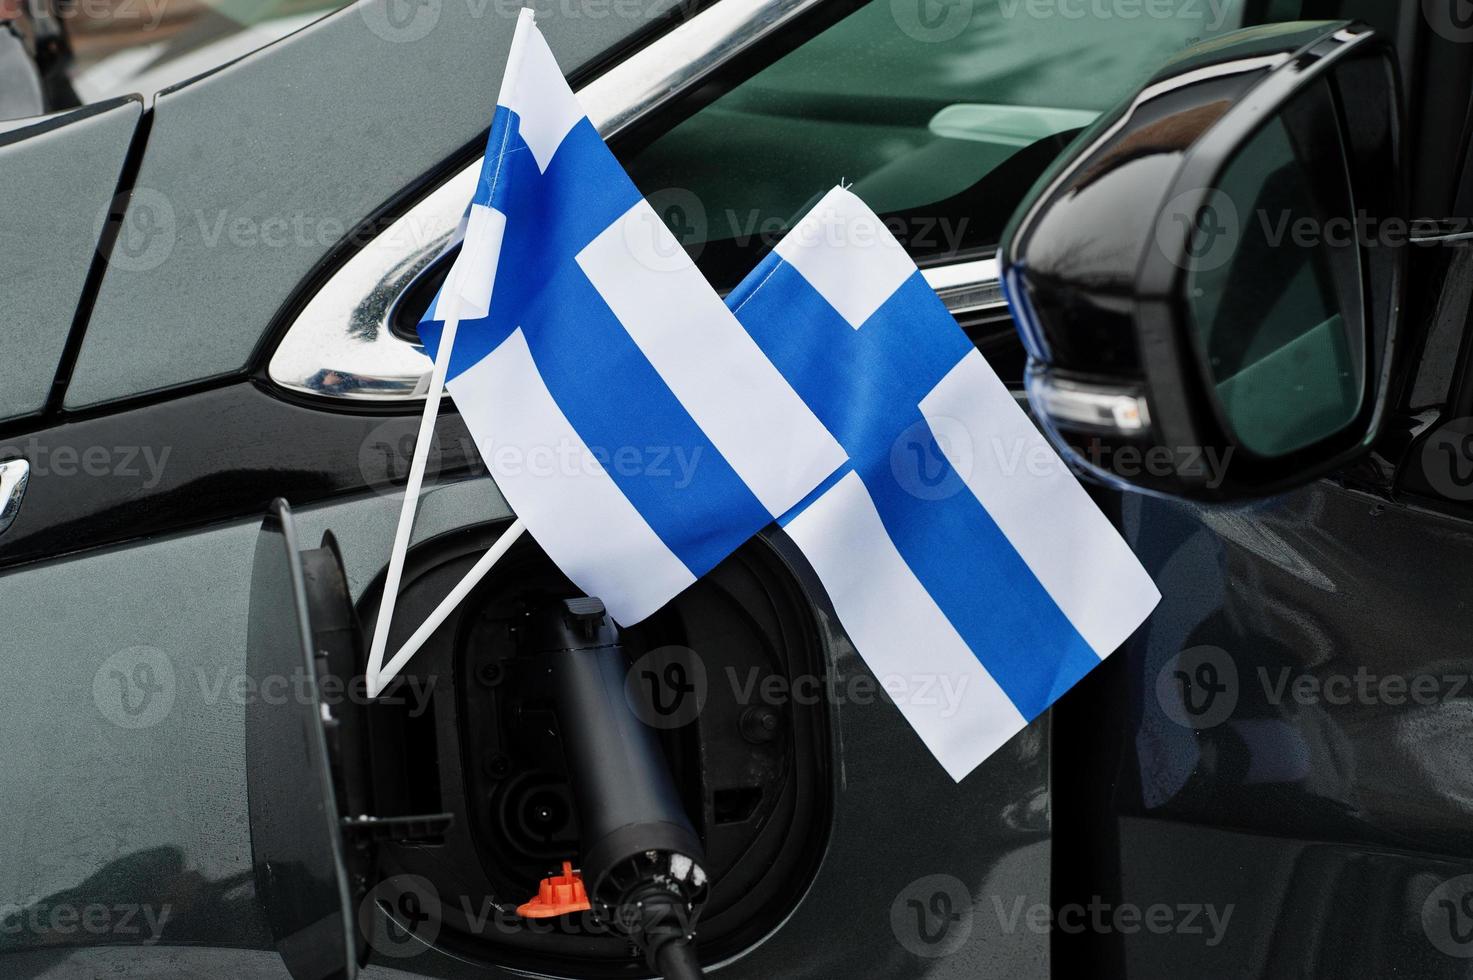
(516, 861, 592, 918)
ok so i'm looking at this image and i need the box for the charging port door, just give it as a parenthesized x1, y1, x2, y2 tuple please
(247, 499, 452, 979)
(246, 498, 367, 980)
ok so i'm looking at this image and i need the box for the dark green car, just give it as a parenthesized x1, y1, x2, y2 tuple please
(3, 1, 1473, 977)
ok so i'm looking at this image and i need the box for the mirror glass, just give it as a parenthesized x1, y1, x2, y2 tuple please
(1185, 80, 1365, 458)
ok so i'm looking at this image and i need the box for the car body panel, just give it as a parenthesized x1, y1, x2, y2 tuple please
(0, 97, 140, 423)
(0, 472, 1050, 977)
(1121, 484, 1473, 854)
(63, 0, 684, 411)
(6, 2, 1472, 977)
(1048, 474, 1473, 975)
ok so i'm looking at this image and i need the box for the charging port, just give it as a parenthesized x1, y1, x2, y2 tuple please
(357, 520, 831, 975)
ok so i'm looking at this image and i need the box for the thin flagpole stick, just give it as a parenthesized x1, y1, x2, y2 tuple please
(366, 7, 537, 699)
(375, 517, 527, 689)
(365, 314, 461, 698)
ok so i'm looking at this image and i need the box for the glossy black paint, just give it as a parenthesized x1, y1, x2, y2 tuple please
(246, 501, 361, 980)
(1053, 476, 1473, 978)
(1001, 22, 1406, 500)
(1001, 23, 1329, 369)
(0, 381, 483, 570)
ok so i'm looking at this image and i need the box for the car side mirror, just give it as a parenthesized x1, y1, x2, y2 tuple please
(1001, 21, 1403, 500)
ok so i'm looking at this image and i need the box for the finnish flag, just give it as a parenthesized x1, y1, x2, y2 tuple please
(726, 187, 1161, 780)
(415, 11, 846, 626)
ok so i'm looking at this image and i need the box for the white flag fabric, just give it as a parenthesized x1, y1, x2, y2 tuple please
(417, 11, 846, 625)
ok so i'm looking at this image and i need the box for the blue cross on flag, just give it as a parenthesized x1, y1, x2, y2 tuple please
(417, 10, 846, 625)
(726, 188, 1161, 780)
(409, 10, 1160, 778)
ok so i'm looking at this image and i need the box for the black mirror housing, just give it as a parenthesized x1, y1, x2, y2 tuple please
(1001, 21, 1403, 500)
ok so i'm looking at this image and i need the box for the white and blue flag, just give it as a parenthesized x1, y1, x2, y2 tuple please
(415, 11, 846, 626)
(726, 187, 1161, 780)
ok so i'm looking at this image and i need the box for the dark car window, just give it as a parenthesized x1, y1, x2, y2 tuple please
(624, 0, 1309, 288)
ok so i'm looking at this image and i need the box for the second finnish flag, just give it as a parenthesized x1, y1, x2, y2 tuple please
(727, 187, 1161, 780)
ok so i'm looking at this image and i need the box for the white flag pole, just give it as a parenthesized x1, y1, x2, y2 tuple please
(364, 313, 461, 699)
(376, 517, 526, 687)
(366, 7, 538, 699)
